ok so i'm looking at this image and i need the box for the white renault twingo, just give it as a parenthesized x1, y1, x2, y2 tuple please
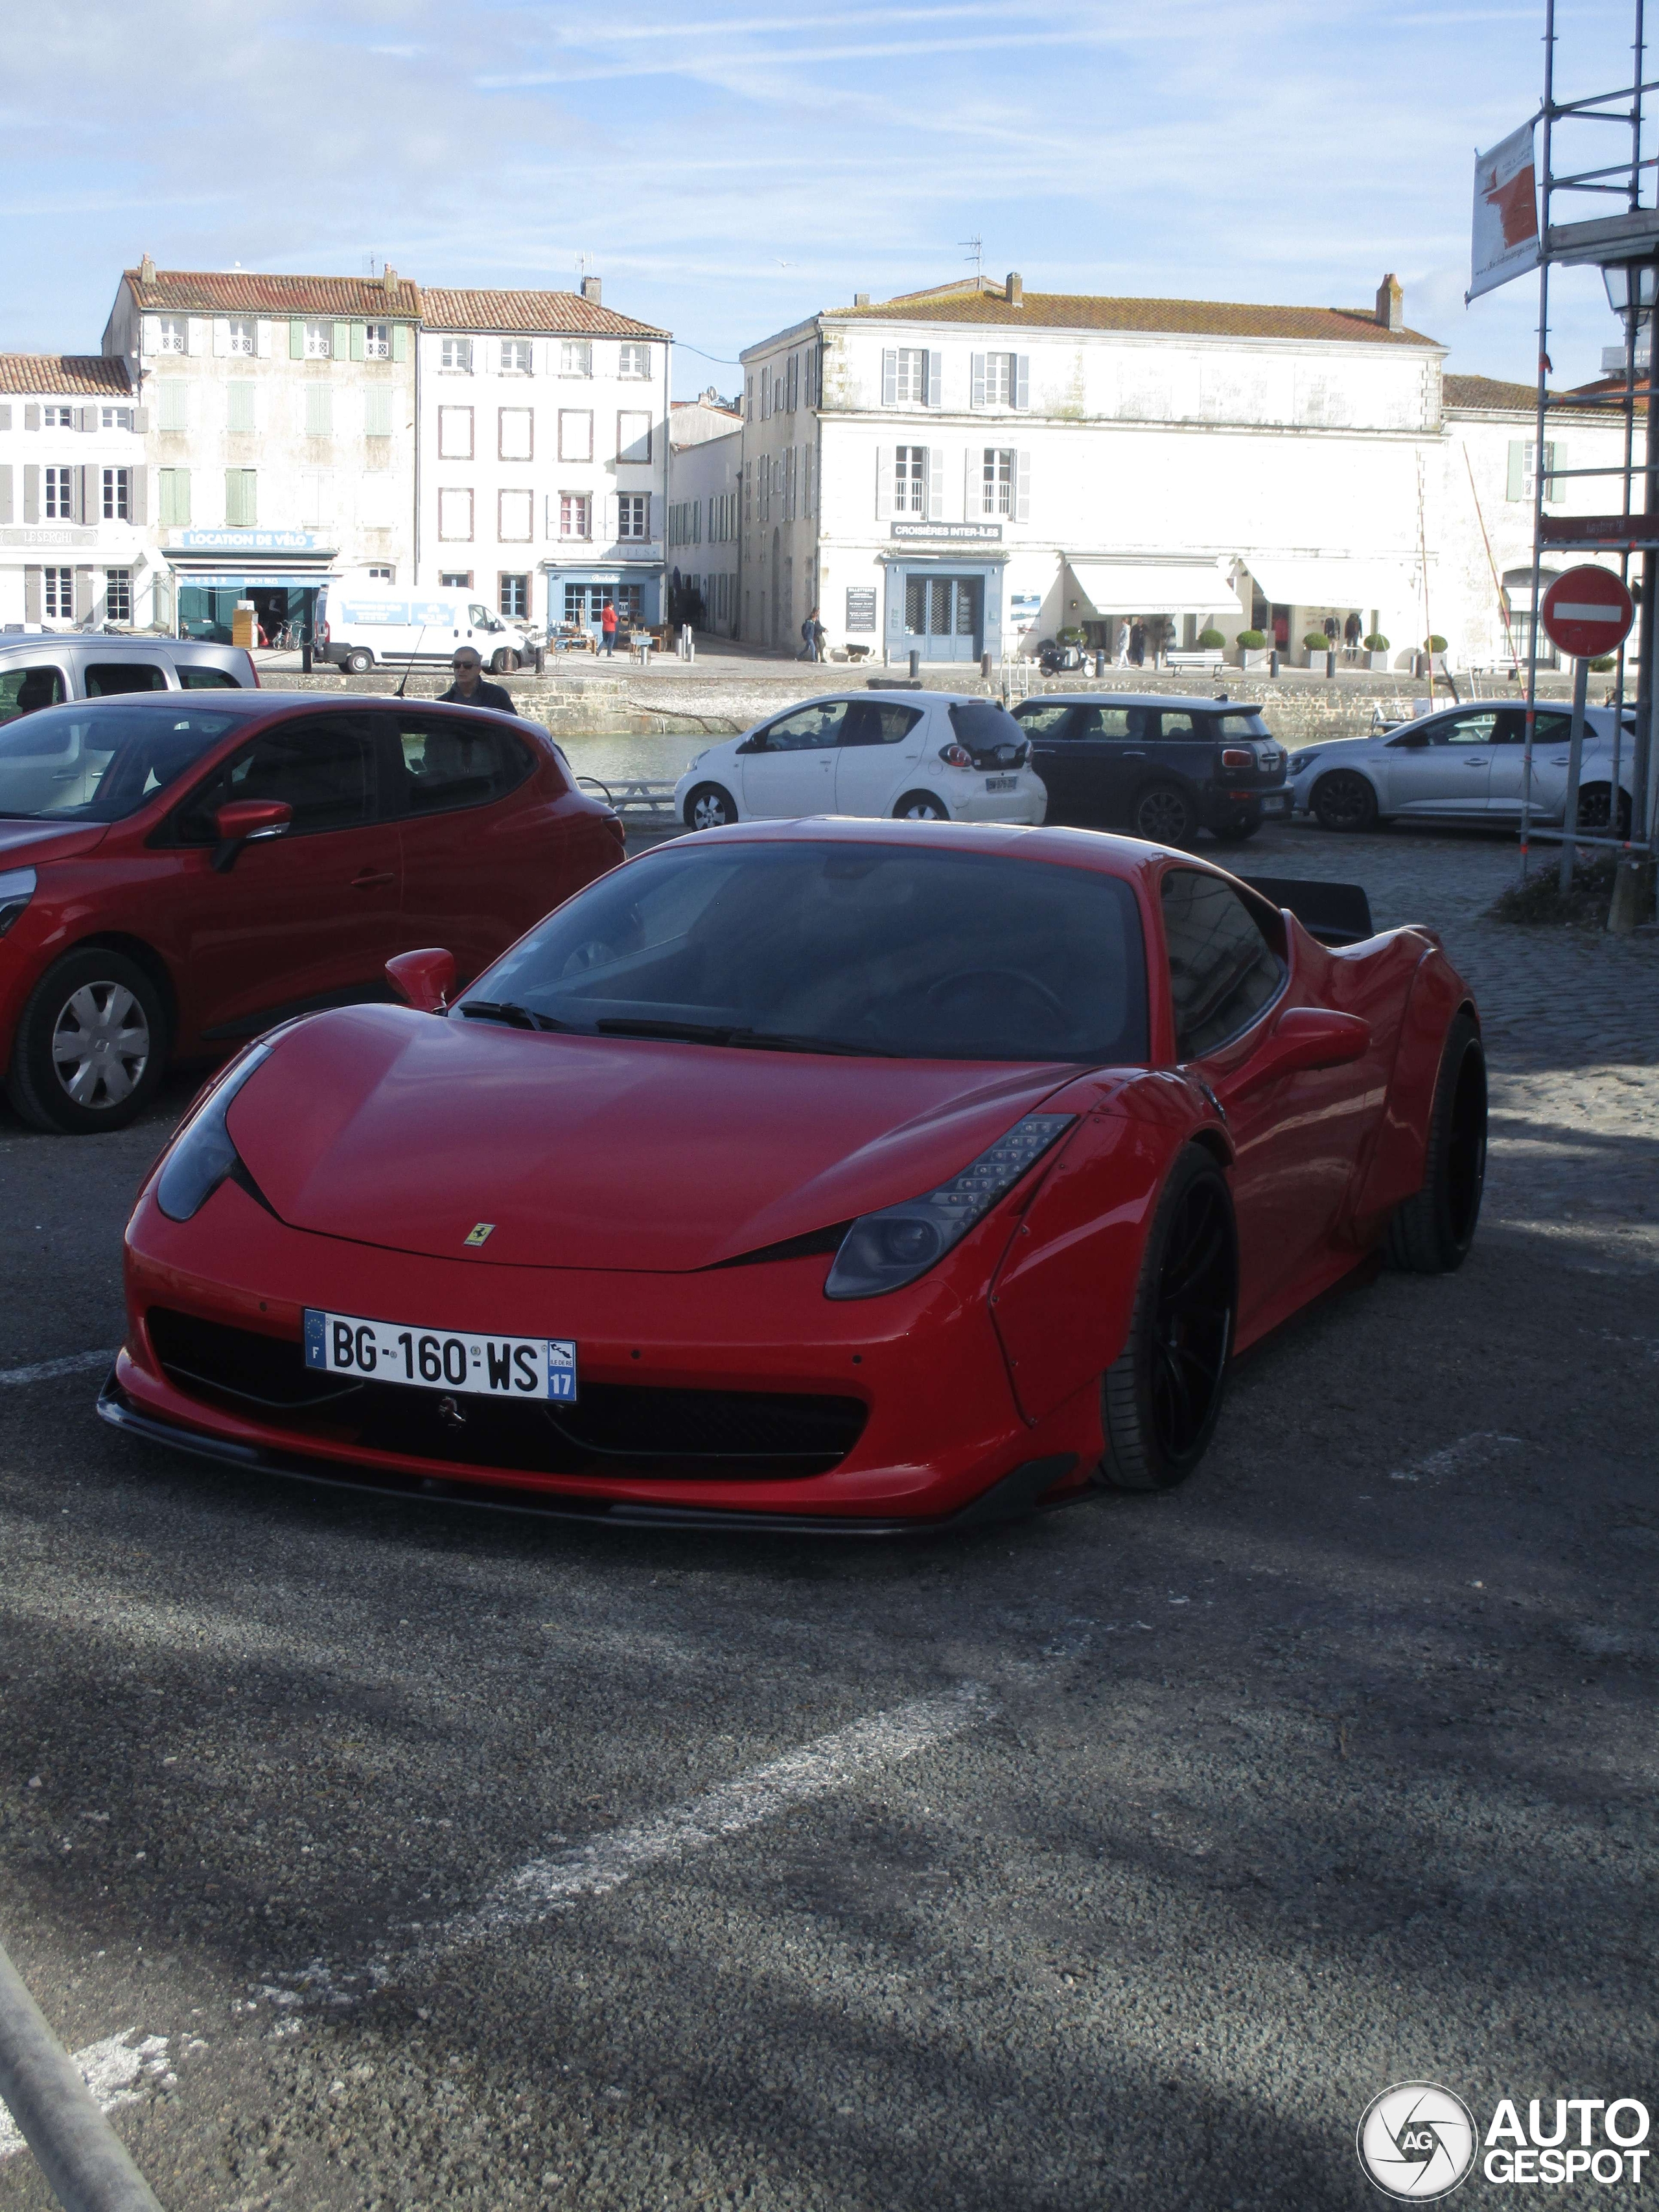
(674, 692, 1048, 830)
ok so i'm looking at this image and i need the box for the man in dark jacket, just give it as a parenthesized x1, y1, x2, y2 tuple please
(441, 647, 515, 714)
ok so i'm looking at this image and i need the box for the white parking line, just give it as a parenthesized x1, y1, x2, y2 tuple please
(0, 1349, 115, 1390)
(0, 2031, 172, 2160)
(443, 1681, 992, 1947)
(1388, 1432, 1524, 1484)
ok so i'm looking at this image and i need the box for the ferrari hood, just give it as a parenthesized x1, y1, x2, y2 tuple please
(226, 1003, 1080, 1272)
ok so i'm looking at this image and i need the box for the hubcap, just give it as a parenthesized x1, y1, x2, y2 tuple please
(903, 801, 943, 820)
(51, 982, 150, 1110)
(1149, 1180, 1233, 1460)
(1137, 789, 1190, 841)
(693, 793, 728, 829)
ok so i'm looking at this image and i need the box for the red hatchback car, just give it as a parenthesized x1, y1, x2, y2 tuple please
(0, 692, 623, 1132)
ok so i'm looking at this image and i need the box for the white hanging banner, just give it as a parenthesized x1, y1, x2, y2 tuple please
(1468, 121, 1542, 300)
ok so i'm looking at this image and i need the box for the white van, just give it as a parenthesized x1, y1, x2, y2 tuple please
(315, 587, 538, 677)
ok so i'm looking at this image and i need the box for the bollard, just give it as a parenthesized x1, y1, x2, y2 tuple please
(301, 638, 312, 674)
(0, 1938, 165, 2212)
(534, 645, 546, 675)
(1095, 651, 1106, 677)
(1270, 649, 1279, 678)
(981, 651, 992, 681)
(909, 649, 920, 681)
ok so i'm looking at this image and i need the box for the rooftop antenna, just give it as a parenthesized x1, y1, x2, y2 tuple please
(576, 250, 592, 285)
(960, 235, 984, 286)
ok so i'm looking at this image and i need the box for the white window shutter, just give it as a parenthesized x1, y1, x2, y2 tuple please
(255, 318, 272, 360)
(1015, 355, 1030, 410)
(926, 350, 944, 408)
(641, 492, 653, 541)
(1015, 450, 1030, 522)
(927, 446, 944, 520)
(212, 318, 228, 358)
(876, 448, 892, 520)
(882, 350, 898, 406)
(605, 492, 618, 544)
(966, 448, 979, 517)
(971, 353, 986, 409)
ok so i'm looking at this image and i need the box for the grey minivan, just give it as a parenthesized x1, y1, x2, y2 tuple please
(0, 637, 257, 727)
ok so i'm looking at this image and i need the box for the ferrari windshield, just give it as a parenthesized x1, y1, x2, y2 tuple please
(463, 840, 1149, 1062)
(0, 703, 242, 821)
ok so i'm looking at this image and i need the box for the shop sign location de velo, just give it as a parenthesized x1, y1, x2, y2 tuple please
(1538, 566, 1636, 886)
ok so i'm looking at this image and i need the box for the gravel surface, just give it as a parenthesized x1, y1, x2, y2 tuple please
(1, 819, 1654, 2211)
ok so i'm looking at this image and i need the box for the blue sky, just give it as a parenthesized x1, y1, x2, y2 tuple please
(0, 0, 1646, 397)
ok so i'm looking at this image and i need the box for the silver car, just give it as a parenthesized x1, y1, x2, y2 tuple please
(0, 635, 256, 726)
(1290, 701, 1636, 835)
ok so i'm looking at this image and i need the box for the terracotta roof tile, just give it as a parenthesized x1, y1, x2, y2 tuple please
(828, 285, 1442, 348)
(123, 268, 422, 317)
(420, 288, 668, 340)
(1444, 371, 1610, 416)
(0, 354, 134, 397)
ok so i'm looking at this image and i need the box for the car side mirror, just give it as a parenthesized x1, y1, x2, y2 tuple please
(386, 947, 457, 1014)
(211, 798, 292, 872)
(1224, 1007, 1370, 1099)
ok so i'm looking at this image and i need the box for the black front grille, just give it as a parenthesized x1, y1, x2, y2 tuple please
(146, 1307, 866, 1480)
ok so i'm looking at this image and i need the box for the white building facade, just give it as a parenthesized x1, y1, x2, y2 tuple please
(0, 357, 149, 631)
(739, 272, 1636, 671)
(419, 284, 670, 638)
(667, 391, 743, 636)
(101, 261, 420, 644)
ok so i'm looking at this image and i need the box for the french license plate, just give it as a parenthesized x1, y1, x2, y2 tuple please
(985, 774, 1017, 792)
(303, 1308, 577, 1400)
(1260, 793, 1290, 815)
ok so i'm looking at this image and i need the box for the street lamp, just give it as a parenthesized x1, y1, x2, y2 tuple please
(1603, 257, 1659, 325)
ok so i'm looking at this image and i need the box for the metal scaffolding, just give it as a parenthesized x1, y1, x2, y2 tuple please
(1520, 0, 1659, 916)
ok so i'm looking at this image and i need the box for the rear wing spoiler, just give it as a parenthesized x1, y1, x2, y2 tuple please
(1238, 876, 1375, 948)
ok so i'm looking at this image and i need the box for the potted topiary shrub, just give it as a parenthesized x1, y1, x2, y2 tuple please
(1197, 626, 1226, 652)
(1303, 629, 1332, 668)
(1364, 631, 1390, 672)
(1588, 656, 1616, 673)
(1420, 633, 1448, 676)
(1235, 627, 1270, 669)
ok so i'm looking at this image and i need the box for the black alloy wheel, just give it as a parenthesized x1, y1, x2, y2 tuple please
(1576, 783, 1633, 839)
(1386, 1010, 1486, 1274)
(685, 782, 737, 830)
(1132, 782, 1197, 845)
(1311, 770, 1379, 833)
(1098, 1145, 1236, 1491)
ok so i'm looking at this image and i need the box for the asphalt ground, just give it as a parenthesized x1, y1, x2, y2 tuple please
(1, 819, 1655, 2211)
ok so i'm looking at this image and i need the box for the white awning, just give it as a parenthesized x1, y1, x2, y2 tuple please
(1240, 555, 1413, 609)
(1063, 557, 1236, 618)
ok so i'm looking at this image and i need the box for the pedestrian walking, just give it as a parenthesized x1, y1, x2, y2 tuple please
(799, 610, 818, 662)
(600, 600, 618, 657)
(440, 647, 515, 714)
(1128, 619, 1146, 669)
(1343, 611, 1363, 657)
(1323, 614, 1339, 647)
(1114, 619, 1131, 667)
(812, 611, 828, 660)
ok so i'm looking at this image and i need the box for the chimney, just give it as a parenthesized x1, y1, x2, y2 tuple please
(1005, 270, 1023, 306)
(139, 251, 156, 287)
(854, 292, 870, 307)
(581, 275, 602, 305)
(382, 262, 398, 297)
(1375, 272, 1403, 332)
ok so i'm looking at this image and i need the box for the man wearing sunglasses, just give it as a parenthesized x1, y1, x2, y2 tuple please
(439, 647, 515, 714)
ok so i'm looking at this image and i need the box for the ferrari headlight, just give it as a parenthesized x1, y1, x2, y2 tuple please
(0, 866, 36, 938)
(824, 1113, 1074, 1300)
(155, 1043, 273, 1222)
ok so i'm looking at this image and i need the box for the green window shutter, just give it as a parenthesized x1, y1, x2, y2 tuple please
(332, 320, 349, 362)
(159, 468, 191, 527)
(349, 321, 366, 362)
(289, 318, 305, 360)
(392, 321, 408, 364)
(224, 469, 256, 527)
(227, 382, 255, 433)
(1505, 441, 1524, 501)
(1546, 439, 1565, 502)
(158, 379, 188, 433)
(364, 388, 392, 436)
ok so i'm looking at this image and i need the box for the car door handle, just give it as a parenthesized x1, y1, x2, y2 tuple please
(1462, 756, 1490, 765)
(1121, 750, 1146, 759)
(351, 869, 397, 891)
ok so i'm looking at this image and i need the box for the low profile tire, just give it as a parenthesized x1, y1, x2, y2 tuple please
(6, 948, 168, 1135)
(894, 791, 949, 821)
(1577, 783, 1633, 839)
(1385, 1009, 1486, 1274)
(492, 648, 520, 675)
(1209, 816, 1260, 844)
(1311, 770, 1378, 833)
(1098, 1145, 1236, 1493)
(684, 782, 738, 831)
(343, 648, 373, 675)
(1132, 781, 1197, 845)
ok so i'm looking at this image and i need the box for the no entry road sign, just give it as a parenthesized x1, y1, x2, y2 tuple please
(1541, 565, 1635, 658)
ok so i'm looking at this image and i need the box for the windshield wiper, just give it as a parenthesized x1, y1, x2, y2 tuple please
(594, 1016, 894, 1056)
(458, 999, 570, 1032)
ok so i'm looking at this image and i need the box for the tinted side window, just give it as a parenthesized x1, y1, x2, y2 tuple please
(175, 714, 375, 842)
(1161, 868, 1285, 1059)
(0, 666, 68, 724)
(1515, 712, 1568, 745)
(761, 703, 848, 751)
(84, 662, 169, 698)
(842, 703, 923, 747)
(1012, 703, 1076, 738)
(390, 713, 534, 815)
(179, 666, 244, 690)
(1438, 712, 1499, 747)
(1074, 706, 1140, 739)
(1155, 712, 1205, 740)
(947, 701, 1025, 749)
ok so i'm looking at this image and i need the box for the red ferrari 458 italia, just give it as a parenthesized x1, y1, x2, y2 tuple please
(102, 819, 1486, 1531)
